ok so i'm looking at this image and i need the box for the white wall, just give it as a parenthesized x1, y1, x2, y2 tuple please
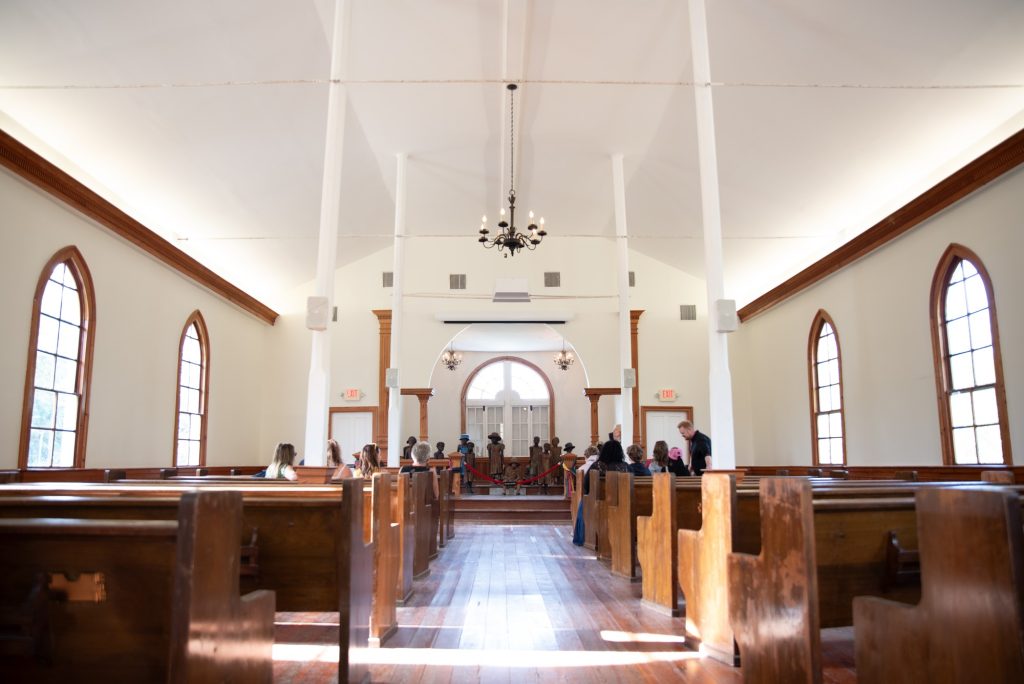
(731, 166, 1024, 467)
(0, 170, 271, 468)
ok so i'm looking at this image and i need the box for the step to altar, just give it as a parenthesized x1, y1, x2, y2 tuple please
(453, 493, 571, 523)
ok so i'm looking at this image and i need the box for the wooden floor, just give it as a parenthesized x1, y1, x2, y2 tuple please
(273, 522, 856, 683)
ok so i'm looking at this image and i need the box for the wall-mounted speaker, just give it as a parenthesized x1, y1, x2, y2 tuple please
(385, 368, 399, 388)
(306, 296, 329, 331)
(623, 368, 637, 388)
(715, 299, 738, 333)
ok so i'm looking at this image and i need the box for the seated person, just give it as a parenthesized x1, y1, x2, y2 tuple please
(400, 441, 439, 498)
(266, 442, 299, 481)
(353, 443, 382, 478)
(402, 435, 417, 460)
(434, 441, 446, 459)
(626, 444, 651, 476)
(667, 446, 690, 476)
(327, 438, 353, 479)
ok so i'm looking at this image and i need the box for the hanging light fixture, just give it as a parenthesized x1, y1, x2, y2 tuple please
(553, 339, 575, 371)
(441, 343, 463, 371)
(478, 83, 547, 257)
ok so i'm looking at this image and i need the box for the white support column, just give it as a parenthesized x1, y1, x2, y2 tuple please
(386, 153, 408, 467)
(688, 0, 736, 469)
(612, 154, 633, 446)
(303, 0, 350, 466)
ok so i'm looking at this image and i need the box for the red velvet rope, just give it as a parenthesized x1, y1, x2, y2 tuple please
(463, 461, 563, 486)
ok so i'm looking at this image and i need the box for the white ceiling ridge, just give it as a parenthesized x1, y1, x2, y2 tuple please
(435, 312, 575, 322)
(5, 78, 1021, 91)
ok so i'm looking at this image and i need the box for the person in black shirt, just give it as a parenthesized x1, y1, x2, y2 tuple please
(400, 440, 439, 497)
(678, 420, 712, 476)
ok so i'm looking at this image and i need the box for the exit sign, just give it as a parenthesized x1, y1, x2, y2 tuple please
(658, 389, 676, 402)
(343, 388, 361, 401)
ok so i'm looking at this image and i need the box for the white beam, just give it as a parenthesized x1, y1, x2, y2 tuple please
(387, 153, 408, 467)
(612, 153, 633, 446)
(688, 0, 736, 469)
(303, 0, 350, 466)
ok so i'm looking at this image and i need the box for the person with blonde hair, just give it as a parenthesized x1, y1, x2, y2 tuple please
(354, 443, 382, 478)
(267, 442, 299, 481)
(327, 438, 353, 480)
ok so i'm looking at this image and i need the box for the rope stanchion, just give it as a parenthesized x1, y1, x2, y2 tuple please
(463, 461, 563, 487)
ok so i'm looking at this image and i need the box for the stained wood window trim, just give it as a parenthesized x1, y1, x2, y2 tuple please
(807, 309, 847, 466)
(173, 311, 210, 467)
(929, 244, 1012, 466)
(19, 246, 97, 469)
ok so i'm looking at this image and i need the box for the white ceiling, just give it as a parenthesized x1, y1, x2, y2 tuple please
(2, 1, 1023, 311)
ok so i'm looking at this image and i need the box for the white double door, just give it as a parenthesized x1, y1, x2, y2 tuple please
(467, 404, 549, 457)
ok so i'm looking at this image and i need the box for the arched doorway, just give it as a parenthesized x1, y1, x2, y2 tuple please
(460, 356, 554, 457)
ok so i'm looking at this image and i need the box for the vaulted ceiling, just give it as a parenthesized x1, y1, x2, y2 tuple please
(2, 1, 1023, 311)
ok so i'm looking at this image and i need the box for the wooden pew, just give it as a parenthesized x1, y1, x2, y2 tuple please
(438, 469, 451, 548)
(0, 480, 372, 684)
(728, 478, 822, 684)
(605, 472, 649, 580)
(982, 469, 1016, 484)
(369, 473, 398, 647)
(412, 472, 434, 579)
(854, 486, 1024, 683)
(393, 473, 415, 604)
(677, 473, 739, 664)
(583, 470, 610, 559)
(0, 490, 275, 683)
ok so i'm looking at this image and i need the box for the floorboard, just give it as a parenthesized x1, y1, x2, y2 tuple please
(273, 522, 856, 683)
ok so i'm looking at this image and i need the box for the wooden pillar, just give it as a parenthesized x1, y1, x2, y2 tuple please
(372, 309, 392, 458)
(630, 309, 644, 445)
(583, 387, 622, 447)
(401, 388, 435, 441)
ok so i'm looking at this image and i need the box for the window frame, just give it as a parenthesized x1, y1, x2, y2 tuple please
(929, 244, 1012, 466)
(18, 246, 97, 469)
(173, 310, 210, 467)
(460, 356, 556, 456)
(807, 309, 847, 466)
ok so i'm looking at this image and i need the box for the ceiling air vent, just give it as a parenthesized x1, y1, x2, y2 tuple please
(382, 271, 393, 288)
(629, 271, 636, 287)
(450, 274, 467, 290)
(493, 277, 530, 303)
(544, 272, 561, 288)
(680, 304, 697, 321)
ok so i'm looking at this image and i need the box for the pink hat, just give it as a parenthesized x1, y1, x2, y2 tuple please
(668, 447, 683, 461)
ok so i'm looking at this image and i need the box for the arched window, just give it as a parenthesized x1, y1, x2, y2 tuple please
(930, 245, 1011, 465)
(808, 310, 846, 465)
(462, 357, 553, 457)
(20, 247, 96, 468)
(174, 312, 209, 466)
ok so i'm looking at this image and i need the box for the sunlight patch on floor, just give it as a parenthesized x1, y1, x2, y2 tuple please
(600, 630, 688, 644)
(273, 645, 703, 667)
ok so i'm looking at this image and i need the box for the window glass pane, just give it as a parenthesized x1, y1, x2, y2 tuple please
(973, 347, 995, 386)
(190, 414, 202, 440)
(177, 440, 189, 466)
(28, 429, 54, 466)
(509, 362, 548, 401)
(825, 333, 838, 361)
(41, 280, 63, 318)
(54, 357, 77, 393)
(944, 280, 967, 321)
(817, 438, 828, 463)
(951, 427, 977, 464)
(976, 425, 1003, 464)
(182, 333, 201, 364)
(57, 321, 80, 359)
(34, 351, 56, 390)
(967, 311, 992, 349)
(830, 438, 844, 464)
(38, 315, 59, 354)
(60, 286, 81, 325)
(817, 413, 830, 438)
(61, 264, 78, 288)
(51, 262, 68, 285)
(31, 390, 56, 429)
(963, 273, 988, 314)
(817, 361, 832, 387)
(817, 335, 829, 362)
(829, 412, 843, 438)
(826, 360, 840, 387)
(830, 385, 841, 411)
(959, 260, 977, 278)
(945, 317, 971, 355)
(948, 352, 974, 390)
(949, 392, 973, 428)
(55, 393, 78, 431)
(972, 388, 999, 426)
(467, 363, 504, 400)
(177, 412, 190, 440)
(190, 441, 201, 466)
(52, 431, 76, 467)
(817, 387, 831, 412)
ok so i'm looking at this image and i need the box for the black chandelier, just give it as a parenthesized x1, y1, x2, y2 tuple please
(478, 83, 546, 257)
